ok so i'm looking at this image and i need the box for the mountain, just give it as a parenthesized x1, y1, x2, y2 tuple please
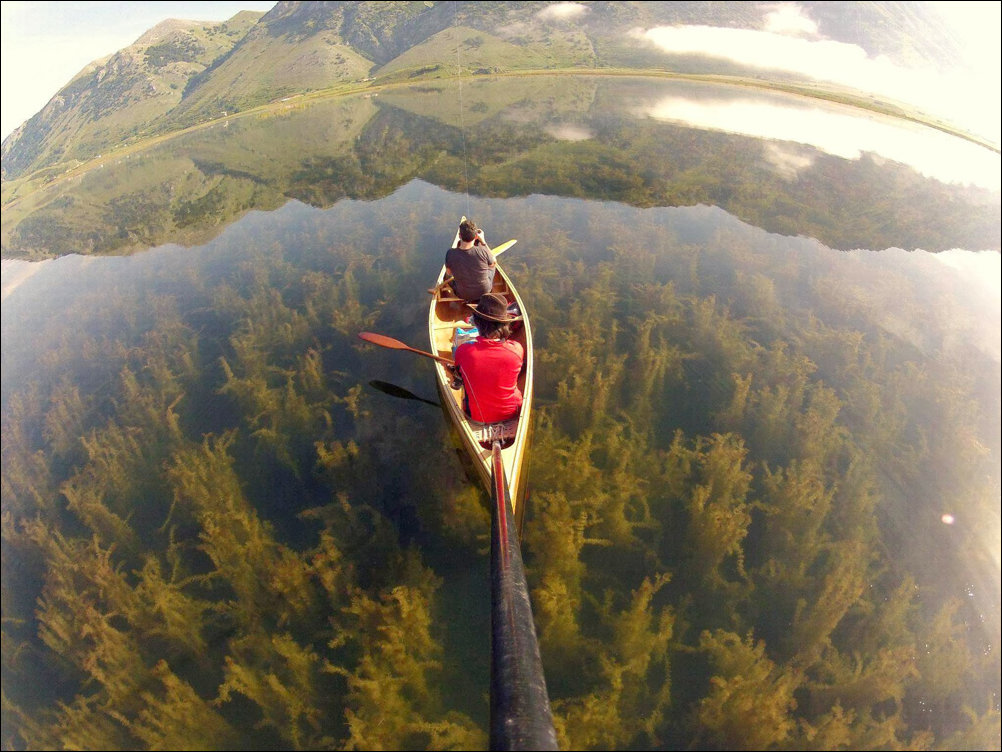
(0, 1, 965, 184)
(0, 11, 264, 182)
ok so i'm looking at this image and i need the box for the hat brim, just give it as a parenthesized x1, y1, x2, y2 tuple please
(466, 302, 522, 323)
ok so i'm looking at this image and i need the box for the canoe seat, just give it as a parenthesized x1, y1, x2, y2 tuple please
(471, 418, 519, 449)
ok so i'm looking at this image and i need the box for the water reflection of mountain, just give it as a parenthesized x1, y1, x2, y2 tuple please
(3, 77, 998, 259)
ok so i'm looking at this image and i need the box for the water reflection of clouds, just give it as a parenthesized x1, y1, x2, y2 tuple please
(0, 259, 48, 302)
(544, 124, 594, 141)
(934, 249, 1002, 301)
(761, 143, 816, 179)
(639, 95, 1001, 191)
(633, 13, 1000, 149)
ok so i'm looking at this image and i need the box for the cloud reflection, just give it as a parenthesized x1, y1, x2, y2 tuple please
(544, 123, 594, 141)
(1, 259, 50, 301)
(934, 250, 1002, 300)
(638, 94, 1001, 191)
(761, 142, 817, 179)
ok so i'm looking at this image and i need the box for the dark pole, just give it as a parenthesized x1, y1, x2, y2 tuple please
(489, 441, 559, 751)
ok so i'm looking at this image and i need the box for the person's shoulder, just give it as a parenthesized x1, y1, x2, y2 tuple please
(505, 340, 524, 357)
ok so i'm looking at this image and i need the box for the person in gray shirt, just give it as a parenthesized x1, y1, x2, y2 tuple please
(445, 218, 496, 301)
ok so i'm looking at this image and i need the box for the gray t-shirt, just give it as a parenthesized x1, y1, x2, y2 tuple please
(445, 244, 495, 300)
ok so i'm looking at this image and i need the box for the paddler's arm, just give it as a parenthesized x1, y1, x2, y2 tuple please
(478, 240, 496, 270)
(474, 230, 496, 271)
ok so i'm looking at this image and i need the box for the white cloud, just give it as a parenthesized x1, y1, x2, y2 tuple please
(762, 4, 819, 36)
(537, 3, 589, 23)
(633, 23, 1000, 148)
(928, 1, 1000, 72)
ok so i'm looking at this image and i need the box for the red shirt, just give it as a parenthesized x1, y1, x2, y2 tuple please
(455, 338, 524, 423)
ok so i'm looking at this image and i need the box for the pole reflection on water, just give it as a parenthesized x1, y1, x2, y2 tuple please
(489, 442, 558, 752)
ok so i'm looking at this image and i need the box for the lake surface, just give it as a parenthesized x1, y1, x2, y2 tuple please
(2, 76, 999, 750)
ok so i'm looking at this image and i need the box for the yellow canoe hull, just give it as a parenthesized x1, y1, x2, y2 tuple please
(427, 223, 534, 527)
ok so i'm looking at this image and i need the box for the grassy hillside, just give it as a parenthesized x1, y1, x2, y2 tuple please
(169, 28, 374, 129)
(374, 25, 565, 81)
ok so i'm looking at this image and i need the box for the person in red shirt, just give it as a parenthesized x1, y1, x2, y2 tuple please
(450, 293, 524, 423)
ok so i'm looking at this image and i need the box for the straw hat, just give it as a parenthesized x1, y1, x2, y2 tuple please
(467, 292, 521, 323)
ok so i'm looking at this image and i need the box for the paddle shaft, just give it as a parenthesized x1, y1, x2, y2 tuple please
(357, 332, 455, 366)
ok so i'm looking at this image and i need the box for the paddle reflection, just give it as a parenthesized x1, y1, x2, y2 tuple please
(368, 379, 440, 407)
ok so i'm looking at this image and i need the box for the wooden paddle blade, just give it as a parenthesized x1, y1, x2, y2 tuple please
(493, 239, 517, 256)
(358, 331, 409, 350)
(428, 275, 455, 295)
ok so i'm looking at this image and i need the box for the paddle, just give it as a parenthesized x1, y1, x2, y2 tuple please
(490, 238, 518, 257)
(358, 331, 455, 366)
(428, 238, 518, 295)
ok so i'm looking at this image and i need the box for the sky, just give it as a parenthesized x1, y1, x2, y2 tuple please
(0, 1, 999, 145)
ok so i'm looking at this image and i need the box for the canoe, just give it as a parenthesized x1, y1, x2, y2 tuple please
(428, 219, 534, 528)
